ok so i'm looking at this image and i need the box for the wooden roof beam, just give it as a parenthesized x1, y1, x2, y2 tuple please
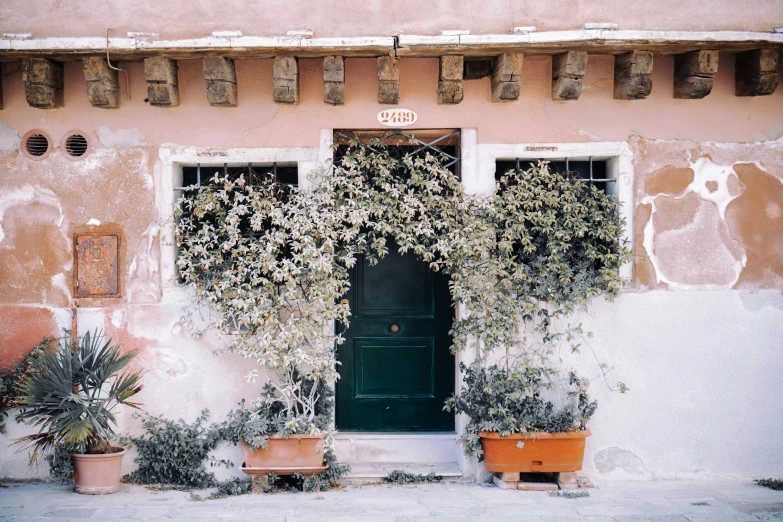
(735, 48, 779, 96)
(23, 57, 63, 109)
(324, 55, 344, 106)
(144, 57, 179, 107)
(377, 55, 399, 104)
(438, 55, 464, 104)
(552, 51, 587, 100)
(673, 50, 718, 99)
(491, 53, 523, 103)
(273, 56, 299, 104)
(83, 57, 120, 108)
(204, 56, 237, 107)
(613, 51, 653, 100)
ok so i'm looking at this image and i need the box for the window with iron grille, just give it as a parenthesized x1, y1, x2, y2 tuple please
(495, 158, 615, 195)
(174, 162, 299, 287)
(178, 162, 298, 190)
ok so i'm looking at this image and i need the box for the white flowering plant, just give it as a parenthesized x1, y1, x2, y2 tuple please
(176, 136, 631, 450)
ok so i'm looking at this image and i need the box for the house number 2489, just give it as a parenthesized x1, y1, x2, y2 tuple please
(377, 109, 418, 127)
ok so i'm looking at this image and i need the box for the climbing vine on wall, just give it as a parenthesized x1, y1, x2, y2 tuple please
(175, 137, 631, 441)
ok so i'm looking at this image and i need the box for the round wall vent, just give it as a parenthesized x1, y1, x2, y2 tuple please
(61, 131, 90, 160)
(22, 130, 52, 160)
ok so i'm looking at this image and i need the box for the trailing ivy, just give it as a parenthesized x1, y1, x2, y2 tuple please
(549, 490, 590, 498)
(45, 442, 80, 483)
(755, 478, 783, 491)
(212, 477, 253, 497)
(176, 139, 631, 458)
(383, 470, 443, 484)
(0, 337, 55, 434)
(121, 410, 230, 489)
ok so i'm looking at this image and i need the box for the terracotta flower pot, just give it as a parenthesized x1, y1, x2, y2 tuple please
(242, 435, 324, 472)
(72, 446, 126, 495)
(479, 430, 591, 473)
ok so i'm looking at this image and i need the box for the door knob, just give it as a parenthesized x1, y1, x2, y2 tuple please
(389, 324, 400, 333)
(340, 299, 349, 306)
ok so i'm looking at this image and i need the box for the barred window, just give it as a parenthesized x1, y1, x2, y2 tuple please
(495, 158, 614, 195)
(178, 162, 298, 190)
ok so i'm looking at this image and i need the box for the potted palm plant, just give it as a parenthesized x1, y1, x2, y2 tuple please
(14, 330, 144, 494)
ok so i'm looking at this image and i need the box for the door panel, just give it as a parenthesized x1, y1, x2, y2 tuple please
(355, 338, 434, 398)
(356, 253, 432, 316)
(337, 245, 454, 431)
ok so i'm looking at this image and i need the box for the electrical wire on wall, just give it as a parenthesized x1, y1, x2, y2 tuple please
(106, 28, 130, 101)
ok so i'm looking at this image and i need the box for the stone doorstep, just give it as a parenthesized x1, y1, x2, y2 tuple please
(340, 461, 462, 485)
(334, 431, 460, 464)
(492, 471, 595, 491)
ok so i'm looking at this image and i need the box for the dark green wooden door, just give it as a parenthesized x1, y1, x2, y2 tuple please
(336, 246, 455, 431)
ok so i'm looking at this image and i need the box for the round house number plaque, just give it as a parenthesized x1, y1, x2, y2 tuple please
(377, 108, 418, 127)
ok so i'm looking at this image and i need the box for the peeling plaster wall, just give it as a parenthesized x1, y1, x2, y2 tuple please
(1, 48, 783, 482)
(632, 137, 783, 291)
(1, 0, 782, 38)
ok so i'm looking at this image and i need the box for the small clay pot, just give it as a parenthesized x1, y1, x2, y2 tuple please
(72, 446, 126, 494)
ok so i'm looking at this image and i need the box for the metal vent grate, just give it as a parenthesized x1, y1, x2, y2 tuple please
(25, 133, 50, 157)
(64, 134, 88, 157)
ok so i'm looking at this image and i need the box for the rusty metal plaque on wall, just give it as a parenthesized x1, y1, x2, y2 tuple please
(74, 235, 120, 297)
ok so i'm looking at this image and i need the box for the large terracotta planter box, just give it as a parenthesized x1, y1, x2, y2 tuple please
(72, 446, 126, 495)
(242, 435, 324, 474)
(479, 430, 591, 473)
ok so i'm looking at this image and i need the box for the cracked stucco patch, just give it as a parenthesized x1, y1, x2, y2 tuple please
(0, 185, 71, 305)
(594, 447, 648, 475)
(97, 126, 147, 148)
(640, 156, 747, 290)
(633, 138, 783, 291)
(0, 121, 21, 151)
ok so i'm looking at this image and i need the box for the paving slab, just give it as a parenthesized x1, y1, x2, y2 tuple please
(0, 479, 782, 521)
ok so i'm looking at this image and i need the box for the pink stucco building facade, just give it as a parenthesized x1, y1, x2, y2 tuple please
(1, 1, 782, 482)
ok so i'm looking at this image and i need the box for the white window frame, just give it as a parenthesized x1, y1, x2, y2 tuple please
(471, 139, 635, 282)
(155, 132, 334, 292)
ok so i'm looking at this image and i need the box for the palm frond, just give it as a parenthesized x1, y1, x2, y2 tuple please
(13, 329, 144, 459)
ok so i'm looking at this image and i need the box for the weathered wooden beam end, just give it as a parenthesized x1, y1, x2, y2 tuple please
(377, 55, 400, 104)
(83, 57, 120, 109)
(23, 57, 64, 109)
(204, 56, 238, 107)
(735, 48, 779, 96)
(324, 55, 345, 106)
(673, 50, 719, 99)
(613, 50, 653, 100)
(273, 56, 299, 105)
(552, 51, 588, 101)
(491, 53, 523, 103)
(144, 57, 180, 107)
(438, 55, 464, 104)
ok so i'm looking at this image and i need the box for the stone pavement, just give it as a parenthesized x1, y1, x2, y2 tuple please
(0, 479, 781, 521)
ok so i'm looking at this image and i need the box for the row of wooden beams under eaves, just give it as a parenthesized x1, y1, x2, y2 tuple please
(9, 48, 779, 110)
